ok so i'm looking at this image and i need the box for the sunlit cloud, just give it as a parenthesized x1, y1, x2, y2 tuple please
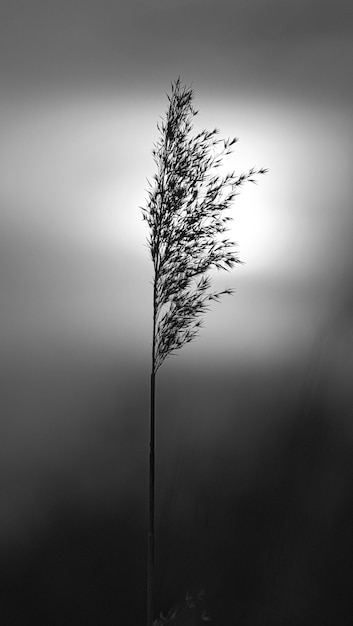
(1, 89, 352, 366)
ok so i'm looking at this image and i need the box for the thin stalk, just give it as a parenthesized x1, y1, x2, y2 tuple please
(147, 113, 167, 626)
(147, 283, 157, 626)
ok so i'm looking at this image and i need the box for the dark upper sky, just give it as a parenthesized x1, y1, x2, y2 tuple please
(1, 0, 352, 103)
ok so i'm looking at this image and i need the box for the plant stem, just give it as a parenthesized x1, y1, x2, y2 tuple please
(147, 286, 157, 626)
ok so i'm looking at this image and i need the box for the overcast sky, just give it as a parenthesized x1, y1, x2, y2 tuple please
(1, 0, 352, 362)
(1, 2, 353, 622)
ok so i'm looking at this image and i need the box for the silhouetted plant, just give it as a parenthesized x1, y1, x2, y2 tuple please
(142, 78, 267, 626)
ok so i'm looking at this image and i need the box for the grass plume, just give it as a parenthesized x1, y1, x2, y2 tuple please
(142, 78, 267, 626)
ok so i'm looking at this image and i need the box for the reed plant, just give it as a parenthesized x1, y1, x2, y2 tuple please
(142, 78, 267, 626)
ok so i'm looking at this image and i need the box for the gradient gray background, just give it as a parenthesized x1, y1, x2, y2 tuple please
(1, 1, 353, 624)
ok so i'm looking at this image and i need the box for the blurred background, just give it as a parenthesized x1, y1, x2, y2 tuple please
(1, 1, 353, 624)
